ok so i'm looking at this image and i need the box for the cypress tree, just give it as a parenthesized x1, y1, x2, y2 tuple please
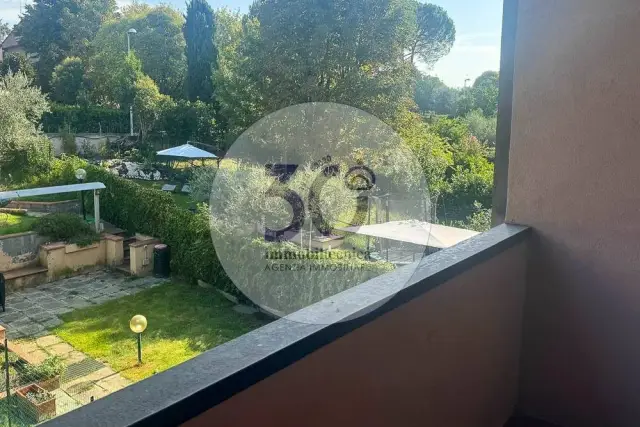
(184, 0, 217, 102)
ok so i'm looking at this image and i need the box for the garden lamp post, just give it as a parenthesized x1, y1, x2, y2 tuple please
(130, 314, 147, 364)
(75, 168, 87, 220)
(127, 28, 137, 137)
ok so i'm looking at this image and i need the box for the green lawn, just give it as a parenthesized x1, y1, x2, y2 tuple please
(0, 214, 38, 236)
(129, 179, 194, 210)
(53, 282, 268, 381)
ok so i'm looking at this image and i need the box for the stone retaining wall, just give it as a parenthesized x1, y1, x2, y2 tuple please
(0, 232, 46, 272)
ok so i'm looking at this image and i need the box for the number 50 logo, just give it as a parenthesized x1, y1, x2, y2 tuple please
(264, 158, 376, 242)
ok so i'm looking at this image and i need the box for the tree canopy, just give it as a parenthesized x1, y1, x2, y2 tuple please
(88, 5, 187, 100)
(472, 70, 499, 116)
(50, 57, 86, 105)
(408, 2, 455, 66)
(16, 0, 116, 90)
(215, 0, 417, 134)
(0, 19, 10, 42)
(184, 0, 218, 102)
(0, 53, 36, 82)
(415, 73, 458, 116)
(0, 72, 52, 182)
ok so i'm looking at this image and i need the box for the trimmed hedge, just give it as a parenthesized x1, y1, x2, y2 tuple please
(85, 165, 234, 292)
(42, 105, 129, 134)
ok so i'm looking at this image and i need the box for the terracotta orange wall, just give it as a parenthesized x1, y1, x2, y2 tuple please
(507, 1, 640, 425)
(183, 243, 527, 427)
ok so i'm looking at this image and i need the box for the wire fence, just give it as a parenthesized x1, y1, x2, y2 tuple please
(0, 338, 119, 426)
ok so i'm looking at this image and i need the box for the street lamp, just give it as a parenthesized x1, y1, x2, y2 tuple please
(129, 315, 147, 364)
(75, 168, 87, 220)
(127, 28, 137, 137)
(127, 28, 137, 55)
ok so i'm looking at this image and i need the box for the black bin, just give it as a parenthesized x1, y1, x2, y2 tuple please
(153, 244, 171, 278)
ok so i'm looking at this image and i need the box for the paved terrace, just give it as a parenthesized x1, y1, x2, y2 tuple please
(0, 270, 165, 339)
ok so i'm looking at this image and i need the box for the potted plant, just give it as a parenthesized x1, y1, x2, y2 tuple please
(18, 356, 66, 391)
(16, 383, 56, 422)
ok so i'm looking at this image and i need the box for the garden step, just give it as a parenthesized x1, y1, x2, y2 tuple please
(115, 265, 132, 276)
(3, 266, 48, 281)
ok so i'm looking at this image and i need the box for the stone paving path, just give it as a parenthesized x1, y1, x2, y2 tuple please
(0, 269, 166, 339)
(11, 334, 133, 415)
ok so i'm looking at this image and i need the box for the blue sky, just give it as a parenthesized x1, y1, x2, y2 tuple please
(3, 0, 503, 87)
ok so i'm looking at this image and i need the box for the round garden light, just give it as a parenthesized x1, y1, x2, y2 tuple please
(75, 168, 87, 182)
(75, 169, 88, 219)
(130, 315, 148, 364)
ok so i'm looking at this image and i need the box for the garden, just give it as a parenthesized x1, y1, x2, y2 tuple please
(0, 0, 499, 423)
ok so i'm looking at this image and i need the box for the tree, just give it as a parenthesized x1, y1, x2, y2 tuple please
(184, 0, 218, 102)
(472, 70, 499, 116)
(407, 3, 455, 66)
(16, 0, 116, 91)
(133, 74, 173, 138)
(456, 86, 476, 116)
(86, 52, 142, 107)
(462, 109, 496, 146)
(88, 5, 187, 100)
(50, 57, 86, 105)
(430, 116, 494, 220)
(0, 53, 36, 82)
(0, 73, 52, 183)
(0, 19, 10, 42)
(217, 0, 416, 135)
(213, 9, 261, 137)
(415, 73, 458, 116)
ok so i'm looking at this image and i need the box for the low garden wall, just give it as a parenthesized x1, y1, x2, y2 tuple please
(7, 200, 80, 214)
(39, 234, 124, 280)
(0, 232, 46, 272)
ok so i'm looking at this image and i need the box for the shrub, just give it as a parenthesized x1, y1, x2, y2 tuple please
(61, 129, 77, 155)
(33, 213, 100, 246)
(23, 156, 88, 187)
(18, 356, 66, 384)
(462, 109, 497, 146)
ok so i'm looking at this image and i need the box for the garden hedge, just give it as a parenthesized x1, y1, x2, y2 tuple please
(42, 105, 129, 134)
(84, 165, 235, 293)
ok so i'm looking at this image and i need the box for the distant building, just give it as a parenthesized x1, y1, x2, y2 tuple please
(0, 30, 26, 62)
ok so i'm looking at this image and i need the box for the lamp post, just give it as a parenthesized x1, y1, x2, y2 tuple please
(129, 315, 147, 364)
(75, 168, 87, 220)
(127, 28, 137, 137)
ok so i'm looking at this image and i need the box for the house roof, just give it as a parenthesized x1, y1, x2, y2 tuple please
(1, 31, 20, 50)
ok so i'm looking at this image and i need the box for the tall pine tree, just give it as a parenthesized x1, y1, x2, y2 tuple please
(183, 0, 218, 102)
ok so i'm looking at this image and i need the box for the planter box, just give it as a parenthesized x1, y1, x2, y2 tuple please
(16, 384, 56, 423)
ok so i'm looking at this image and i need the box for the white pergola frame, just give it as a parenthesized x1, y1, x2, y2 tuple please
(0, 183, 106, 233)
